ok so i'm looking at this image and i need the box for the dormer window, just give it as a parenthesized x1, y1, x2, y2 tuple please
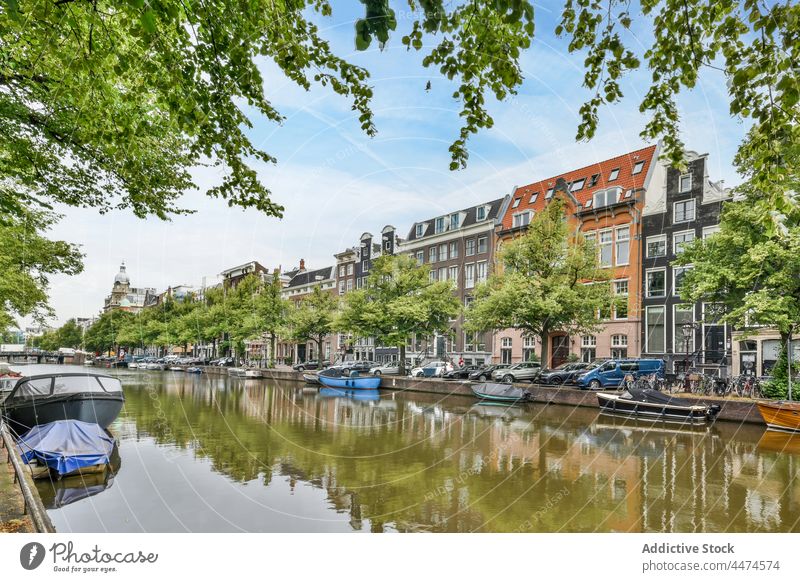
(511, 198, 521, 209)
(435, 217, 445, 233)
(476, 206, 487, 221)
(545, 187, 554, 199)
(608, 168, 620, 181)
(570, 178, 586, 192)
(529, 192, 539, 204)
(593, 187, 622, 209)
(632, 160, 645, 175)
(590, 173, 600, 186)
(449, 213, 459, 230)
(415, 224, 424, 238)
(583, 199, 593, 209)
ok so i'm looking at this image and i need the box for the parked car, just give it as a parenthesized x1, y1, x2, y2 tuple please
(409, 361, 450, 378)
(577, 359, 666, 390)
(348, 360, 377, 374)
(442, 365, 484, 380)
(293, 360, 322, 371)
(216, 357, 235, 367)
(538, 362, 592, 385)
(467, 364, 511, 382)
(492, 361, 542, 383)
(370, 362, 400, 376)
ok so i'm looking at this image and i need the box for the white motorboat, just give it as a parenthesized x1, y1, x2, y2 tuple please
(244, 369, 264, 379)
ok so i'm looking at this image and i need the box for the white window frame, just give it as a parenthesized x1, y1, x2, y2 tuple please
(415, 250, 424, 265)
(679, 173, 692, 193)
(347, 264, 353, 275)
(439, 243, 448, 261)
(449, 213, 460, 230)
(613, 279, 629, 320)
(476, 261, 487, 283)
(645, 305, 666, 353)
(415, 224, 424, 238)
(511, 198, 521, 209)
(646, 268, 667, 298)
(608, 168, 620, 181)
(702, 225, 720, 239)
(465, 239, 476, 256)
(611, 334, 628, 347)
(429, 246, 437, 263)
(673, 229, 695, 255)
(632, 160, 645, 175)
(448, 265, 458, 283)
(512, 211, 531, 229)
(477, 236, 488, 254)
(673, 199, 696, 223)
(673, 304, 695, 354)
(435, 217, 445, 233)
(581, 335, 597, 347)
(615, 225, 630, 266)
(465, 263, 476, 289)
(598, 229, 613, 267)
(646, 234, 667, 258)
(673, 265, 692, 296)
(570, 178, 585, 191)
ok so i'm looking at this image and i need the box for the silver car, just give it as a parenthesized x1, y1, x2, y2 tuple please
(492, 362, 542, 383)
(370, 362, 400, 376)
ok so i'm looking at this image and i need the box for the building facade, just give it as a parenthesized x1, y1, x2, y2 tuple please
(401, 197, 508, 366)
(103, 262, 156, 313)
(640, 151, 732, 375)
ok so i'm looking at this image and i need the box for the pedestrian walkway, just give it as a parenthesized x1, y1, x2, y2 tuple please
(0, 442, 34, 533)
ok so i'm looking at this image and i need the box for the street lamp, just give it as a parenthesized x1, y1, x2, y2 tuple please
(681, 322, 696, 375)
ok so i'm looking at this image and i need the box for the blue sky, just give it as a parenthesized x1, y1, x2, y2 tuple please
(39, 3, 747, 325)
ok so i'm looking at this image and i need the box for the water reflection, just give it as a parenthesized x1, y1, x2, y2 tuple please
(35, 444, 121, 509)
(42, 370, 800, 532)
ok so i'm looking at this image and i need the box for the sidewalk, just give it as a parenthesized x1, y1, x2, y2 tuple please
(0, 451, 33, 533)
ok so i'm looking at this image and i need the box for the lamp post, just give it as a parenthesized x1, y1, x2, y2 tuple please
(681, 322, 696, 375)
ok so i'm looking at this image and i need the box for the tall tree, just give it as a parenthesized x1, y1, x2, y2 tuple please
(286, 286, 338, 365)
(245, 272, 290, 367)
(338, 254, 461, 375)
(677, 193, 800, 397)
(465, 197, 613, 366)
(56, 318, 84, 349)
(84, 309, 134, 355)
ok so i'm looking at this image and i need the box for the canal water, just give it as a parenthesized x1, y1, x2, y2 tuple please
(36, 370, 800, 533)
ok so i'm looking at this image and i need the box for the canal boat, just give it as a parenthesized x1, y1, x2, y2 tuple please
(471, 382, 531, 403)
(17, 419, 116, 479)
(756, 400, 800, 433)
(597, 388, 720, 423)
(228, 367, 247, 378)
(303, 372, 321, 385)
(169, 366, 184, 372)
(186, 367, 203, 374)
(1, 372, 125, 433)
(244, 369, 264, 379)
(318, 369, 381, 390)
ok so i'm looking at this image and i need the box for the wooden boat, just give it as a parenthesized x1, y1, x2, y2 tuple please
(1, 373, 125, 433)
(756, 400, 800, 432)
(471, 382, 531, 403)
(318, 369, 381, 390)
(597, 388, 720, 423)
(302, 372, 320, 385)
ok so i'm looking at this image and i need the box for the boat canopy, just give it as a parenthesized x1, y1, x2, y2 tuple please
(6, 374, 122, 402)
(17, 419, 116, 476)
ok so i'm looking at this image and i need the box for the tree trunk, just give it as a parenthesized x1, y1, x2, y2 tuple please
(399, 344, 407, 376)
(270, 333, 276, 368)
(539, 331, 549, 368)
(317, 337, 324, 365)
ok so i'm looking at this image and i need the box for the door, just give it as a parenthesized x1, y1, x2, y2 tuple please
(597, 361, 616, 385)
(551, 335, 570, 368)
(297, 344, 306, 363)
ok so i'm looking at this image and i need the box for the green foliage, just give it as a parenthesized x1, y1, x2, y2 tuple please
(465, 197, 612, 364)
(36, 318, 85, 351)
(338, 254, 460, 373)
(761, 342, 800, 400)
(84, 309, 134, 354)
(286, 286, 339, 363)
(0, 211, 83, 328)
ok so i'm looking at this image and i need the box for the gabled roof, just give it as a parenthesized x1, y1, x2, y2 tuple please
(406, 198, 506, 241)
(286, 266, 334, 288)
(499, 145, 658, 230)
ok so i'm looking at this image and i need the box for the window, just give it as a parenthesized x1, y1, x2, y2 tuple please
(674, 199, 695, 223)
(529, 192, 539, 204)
(466, 239, 476, 256)
(570, 178, 585, 191)
(647, 269, 666, 297)
(584, 231, 596, 245)
(611, 334, 628, 359)
(346, 279, 353, 291)
(673, 230, 695, 254)
(439, 243, 448, 261)
(615, 226, 629, 265)
(339, 265, 345, 277)
(646, 235, 667, 258)
(429, 246, 438, 263)
(438, 267, 447, 281)
(599, 230, 613, 267)
(511, 197, 521, 209)
(477, 236, 488, 254)
(449, 241, 459, 259)
(500, 337, 513, 364)
(476, 261, 487, 283)
(674, 304, 694, 354)
(416, 224, 424, 238)
(582, 335, 596, 347)
(448, 266, 458, 282)
(465, 264, 475, 288)
(464, 296, 474, 309)
(632, 160, 645, 175)
(546, 187, 554, 199)
(590, 173, 600, 186)
(385, 239, 391, 251)
(356, 277, 363, 289)
(450, 213, 459, 230)
(476, 206, 487, 221)
(416, 250, 424, 265)
(593, 187, 621, 209)
(347, 264, 353, 275)
(512, 212, 531, 228)
(679, 173, 692, 192)
(429, 270, 437, 282)
(614, 280, 629, 319)
(673, 266, 691, 295)
(523, 336, 536, 361)
(608, 168, 620, 181)
(702, 303, 726, 365)
(646, 306, 666, 353)
(702, 225, 720, 239)
(338, 281, 345, 295)
(435, 217, 445, 233)
(581, 335, 597, 363)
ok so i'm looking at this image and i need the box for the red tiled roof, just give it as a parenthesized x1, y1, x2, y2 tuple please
(499, 145, 658, 230)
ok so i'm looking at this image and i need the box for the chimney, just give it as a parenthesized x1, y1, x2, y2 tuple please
(299, 258, 305, 271)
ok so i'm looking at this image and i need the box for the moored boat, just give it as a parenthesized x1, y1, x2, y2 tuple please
(318, 369, 381, 390)
(471, 382, 531, 403)
(186, 367, 203, 374)
(227, 367, 247, 377)
(169, 366, 184, 372)
(303, 372, 320, 385)
(1, 373, 125, 434)
(244, 369, 264, 379)
(597, 388, 720, 423)
(17, 420, 116, 479)
(127, 362, 139, 369)
(756, 400, 800, 433)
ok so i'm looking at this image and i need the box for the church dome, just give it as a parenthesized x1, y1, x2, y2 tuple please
(114, 262, 130, 285)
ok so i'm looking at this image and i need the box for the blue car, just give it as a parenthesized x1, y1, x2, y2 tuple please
(577, 359, 665, 390)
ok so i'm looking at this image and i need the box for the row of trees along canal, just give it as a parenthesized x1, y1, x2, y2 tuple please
(41, 198, 615, 375)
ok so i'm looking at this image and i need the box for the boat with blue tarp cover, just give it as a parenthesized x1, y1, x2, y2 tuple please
(318, 368, 381, 390)
(17, 420, 116, 477)
(471, 382, 531, 403)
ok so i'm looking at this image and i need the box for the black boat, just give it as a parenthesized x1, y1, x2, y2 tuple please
(471, 382, 531, 403)
(1, 373, 125, 434)
(596, 388, 720, 423)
